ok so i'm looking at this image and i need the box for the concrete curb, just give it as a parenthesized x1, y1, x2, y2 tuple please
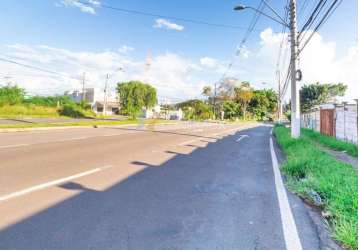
(0, 122, 177, 133)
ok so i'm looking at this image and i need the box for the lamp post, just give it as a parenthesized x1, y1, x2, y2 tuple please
(234, 0, 300, 138)
(103, 67, 124, 116)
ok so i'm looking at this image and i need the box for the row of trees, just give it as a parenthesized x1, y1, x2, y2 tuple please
(199, 78, 278, 121)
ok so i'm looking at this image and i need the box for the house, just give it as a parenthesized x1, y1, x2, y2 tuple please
(143, 105, 161, 119)
(92, 101, 120, 115)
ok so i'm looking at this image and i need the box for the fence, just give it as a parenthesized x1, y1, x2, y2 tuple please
(301, 102, 358, 144)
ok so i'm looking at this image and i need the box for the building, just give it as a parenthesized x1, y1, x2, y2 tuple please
(66, 88, 96, 104)
(92, 101, 120, 115)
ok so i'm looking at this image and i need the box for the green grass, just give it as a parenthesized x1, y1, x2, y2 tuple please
(0, 104, 60, 118)
(274, 125, 358, 249)
(302, 128, 358, 157)
(0, 119, 175, 129)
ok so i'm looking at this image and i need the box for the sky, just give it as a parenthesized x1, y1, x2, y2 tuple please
(0, 0, 357, 103)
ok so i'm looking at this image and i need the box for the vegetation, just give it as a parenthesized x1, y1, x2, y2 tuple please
(302, 128, 358, 157)
(117, 81, 157, 119)
(300, 83, 347, 112)
(0, 85, 95, 118)
(176, 99, 213, 120)
(202, 79, 277, 121)
(274, 125, 358, 249)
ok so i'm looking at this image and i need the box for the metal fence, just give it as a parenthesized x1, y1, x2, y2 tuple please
(301, 102, 358, 144)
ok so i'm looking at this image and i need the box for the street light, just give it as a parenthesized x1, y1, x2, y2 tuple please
(234, 1, 301, 138)
(233, 4, 289, 28)
(103, 67, 124, 116)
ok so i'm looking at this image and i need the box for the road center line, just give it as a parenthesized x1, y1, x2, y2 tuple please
(270, 136, 302, 250)
(0, 165, 112, 202)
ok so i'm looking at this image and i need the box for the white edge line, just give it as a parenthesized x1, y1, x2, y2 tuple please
(0, 165, 112, 202)
(0, 144, 29, 149)
(270, 137, 302, 250)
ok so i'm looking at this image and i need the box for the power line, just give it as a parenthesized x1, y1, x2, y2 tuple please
(78, 0, 259, 31)
(0, 55, 84, 82)
(220, 0, 265, 80)
(299, 0, 342, 53)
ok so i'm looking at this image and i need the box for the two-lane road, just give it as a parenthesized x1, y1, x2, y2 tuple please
(0, 122, 320, 249)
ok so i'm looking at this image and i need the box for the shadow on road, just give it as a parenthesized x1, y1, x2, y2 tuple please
(0, 126, 283, 250)
(107, 126, 223, 140)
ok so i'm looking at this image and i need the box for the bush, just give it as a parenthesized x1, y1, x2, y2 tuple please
(0, 86, 25, 106)
(59, 104, 95, 118)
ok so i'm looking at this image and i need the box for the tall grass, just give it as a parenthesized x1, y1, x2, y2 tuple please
(303, 128, 358, 157)
(0, 104, 59, 117)
(274, 125, 358, 249)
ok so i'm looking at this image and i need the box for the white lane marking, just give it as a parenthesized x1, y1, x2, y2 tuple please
(0, 144, 29, 149)
(270, 138, 302, 250)
(0, 165, 112, 202)
(236, 135, 249, 142)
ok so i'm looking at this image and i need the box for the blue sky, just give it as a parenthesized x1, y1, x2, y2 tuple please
(0, 0, 357, 102)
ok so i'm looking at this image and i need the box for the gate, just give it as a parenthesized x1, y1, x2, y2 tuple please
(320, 109, 335, 136)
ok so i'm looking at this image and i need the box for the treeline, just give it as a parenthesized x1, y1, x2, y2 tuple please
(0, 85, 94, 118)
(177, 78, 278, 121)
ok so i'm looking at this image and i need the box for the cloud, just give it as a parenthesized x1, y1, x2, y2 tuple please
(153, 19, 184, 31)
(200, 57, 217, 68)
(0, 44, 210, 102)
(118, 45, 134, 54)
(223, 27, 358, 102)
(2, 29, 357, 104)
(58, 0, 101, 14)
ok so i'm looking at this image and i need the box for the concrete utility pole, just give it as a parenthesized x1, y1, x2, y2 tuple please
(289, 0, 300, 138)
(234, 0, 301, 138)
(103, 73, 109, 116)
(276, 70, 282, 122)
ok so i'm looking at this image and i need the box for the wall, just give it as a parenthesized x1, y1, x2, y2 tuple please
(301, 103, 358, 144)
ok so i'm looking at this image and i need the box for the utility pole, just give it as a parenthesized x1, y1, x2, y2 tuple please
(276, 70, 282, 122)
(289, 0, 300, 138)
(82, 72, 86, 102)
(103, 73, 109, 116)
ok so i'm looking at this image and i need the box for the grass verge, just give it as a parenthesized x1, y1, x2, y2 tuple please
(302, 128, 358, 158)
(274, 125, 358, 249)
(0, 119, 174, 129)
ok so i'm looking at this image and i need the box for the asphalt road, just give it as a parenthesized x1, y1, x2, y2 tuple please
(0, 122, 321, 249)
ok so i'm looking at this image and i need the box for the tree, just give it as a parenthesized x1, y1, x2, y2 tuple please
(202, 86, 212, 100)
(300, 83, 347, 112)
(234, 82, 253, 120)
(0, 85, 25, 106)
(176, 99, 212, 120)
(222, 100, 240, 119)
(249, 89, 278, 120)
(116, 81, 157, 119)
(217, 77, 240, 101)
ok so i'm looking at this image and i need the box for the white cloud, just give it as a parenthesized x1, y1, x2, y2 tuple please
(200, 57, 217, 68)
(58, 0, 101, 14)
(153, 19, 184, 31)
(2, 29, 357, 104)
(118, 45, 134, 54)
(225, 28, 357, 102)
(0, 44, 209, 102)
